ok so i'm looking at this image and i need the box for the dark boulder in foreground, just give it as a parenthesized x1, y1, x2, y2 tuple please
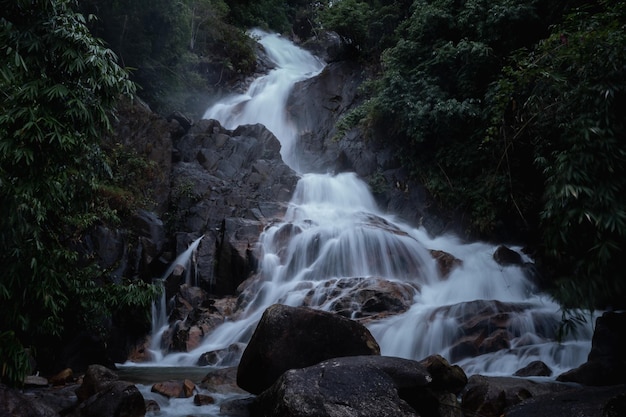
(252, 356, 430, 417)
(461, 375, 572, 417)
(74, 364, 145, 417)
(557, 311, 626, 386)
(506, 384, 626, 417)
(236, 304, 380, 394)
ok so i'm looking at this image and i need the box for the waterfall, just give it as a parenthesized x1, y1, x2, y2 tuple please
(147, 235, 204, 361)
(203, 28, 324, 172)
(143, 30, 593, 376)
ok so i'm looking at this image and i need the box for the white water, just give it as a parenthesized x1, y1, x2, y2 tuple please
(131, 30, 594, 404)
(203, 28, 324, 172)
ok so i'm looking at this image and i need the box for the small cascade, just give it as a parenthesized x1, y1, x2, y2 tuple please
(150, 279, 167, 338)
(159, 235, 204, 286)
(137, 29, 594, 379)
(146, 235, 204, 360)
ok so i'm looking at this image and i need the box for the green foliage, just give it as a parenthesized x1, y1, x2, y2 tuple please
(341, 0, 625, 310)
(97, 143, 160, 222)
(491, 1, 626, 309)
(320, 0, 409, 58)
(321, 0, 373, 49)
(0, 331, 32, 387)
(0, 0, 158, 386)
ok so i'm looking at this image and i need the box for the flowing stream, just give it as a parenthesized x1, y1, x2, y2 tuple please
(124, 29, 594, 415)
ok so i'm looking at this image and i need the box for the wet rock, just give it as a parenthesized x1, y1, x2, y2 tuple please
(252, 356, 428, 417)
(430, 250, 463, 279)
(403, 355, 468, 417)
(514, 360, 552, 377)
(604, 391, 626, 417)
(194, 393, 216, 406)
(433, 300, 557, 362)
(419, 355, 468, 395)
(74, 365, 145, 417)
(145, 399, 160, 413)
(77, 380, 146, 417)
(160, 286, 228, 353)
(151, 379, 195, 398)
(197, 343, 245, 367)
(132, 210, 167, 275)
(461, 375, 571, 417)
(75, 364, 119, 402)
(200, 366, 248, 394)
(301, 276, 418, 321)
(237, 304, 380, 394)
(287, 61, 364, 174)
(220, 396, 255, 416)
(493, 245, 524, 266)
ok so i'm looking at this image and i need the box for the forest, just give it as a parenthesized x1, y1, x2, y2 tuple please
(1, 0, 625, 386)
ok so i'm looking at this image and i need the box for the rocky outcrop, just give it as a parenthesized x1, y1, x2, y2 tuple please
(557, 311, 626, 386)
(236, 304, 380, 394)
(287, 60, 458, 236)
(300, 276, 418, 321)
(159, 285, 228, 353)
(170, 119, 299, 295)
(286, 61, 364, 174)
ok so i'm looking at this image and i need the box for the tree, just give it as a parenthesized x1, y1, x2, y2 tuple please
(0, 0, 154, 386)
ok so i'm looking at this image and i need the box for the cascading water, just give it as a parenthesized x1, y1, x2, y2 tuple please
(146, 235, 204, 362)
(203, 28, 324, 172)
(142, 29, 593, 382)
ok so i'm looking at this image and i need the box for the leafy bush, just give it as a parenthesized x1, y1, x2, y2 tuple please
(490, 1, 626, 309)
(337, 0, 625, 310)
(0, 0, 157, 386)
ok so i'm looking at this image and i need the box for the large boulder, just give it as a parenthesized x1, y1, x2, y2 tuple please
(505, 384, 626, 417)
(461, 375, 572, 417)
(74, 364, 145, 417)
(252, 356, 431, 417)
(236, 304, 380, 394)
(76, 381, 145, 417)
(75, 364, 120, 402)
(557, 311, 626, 386)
